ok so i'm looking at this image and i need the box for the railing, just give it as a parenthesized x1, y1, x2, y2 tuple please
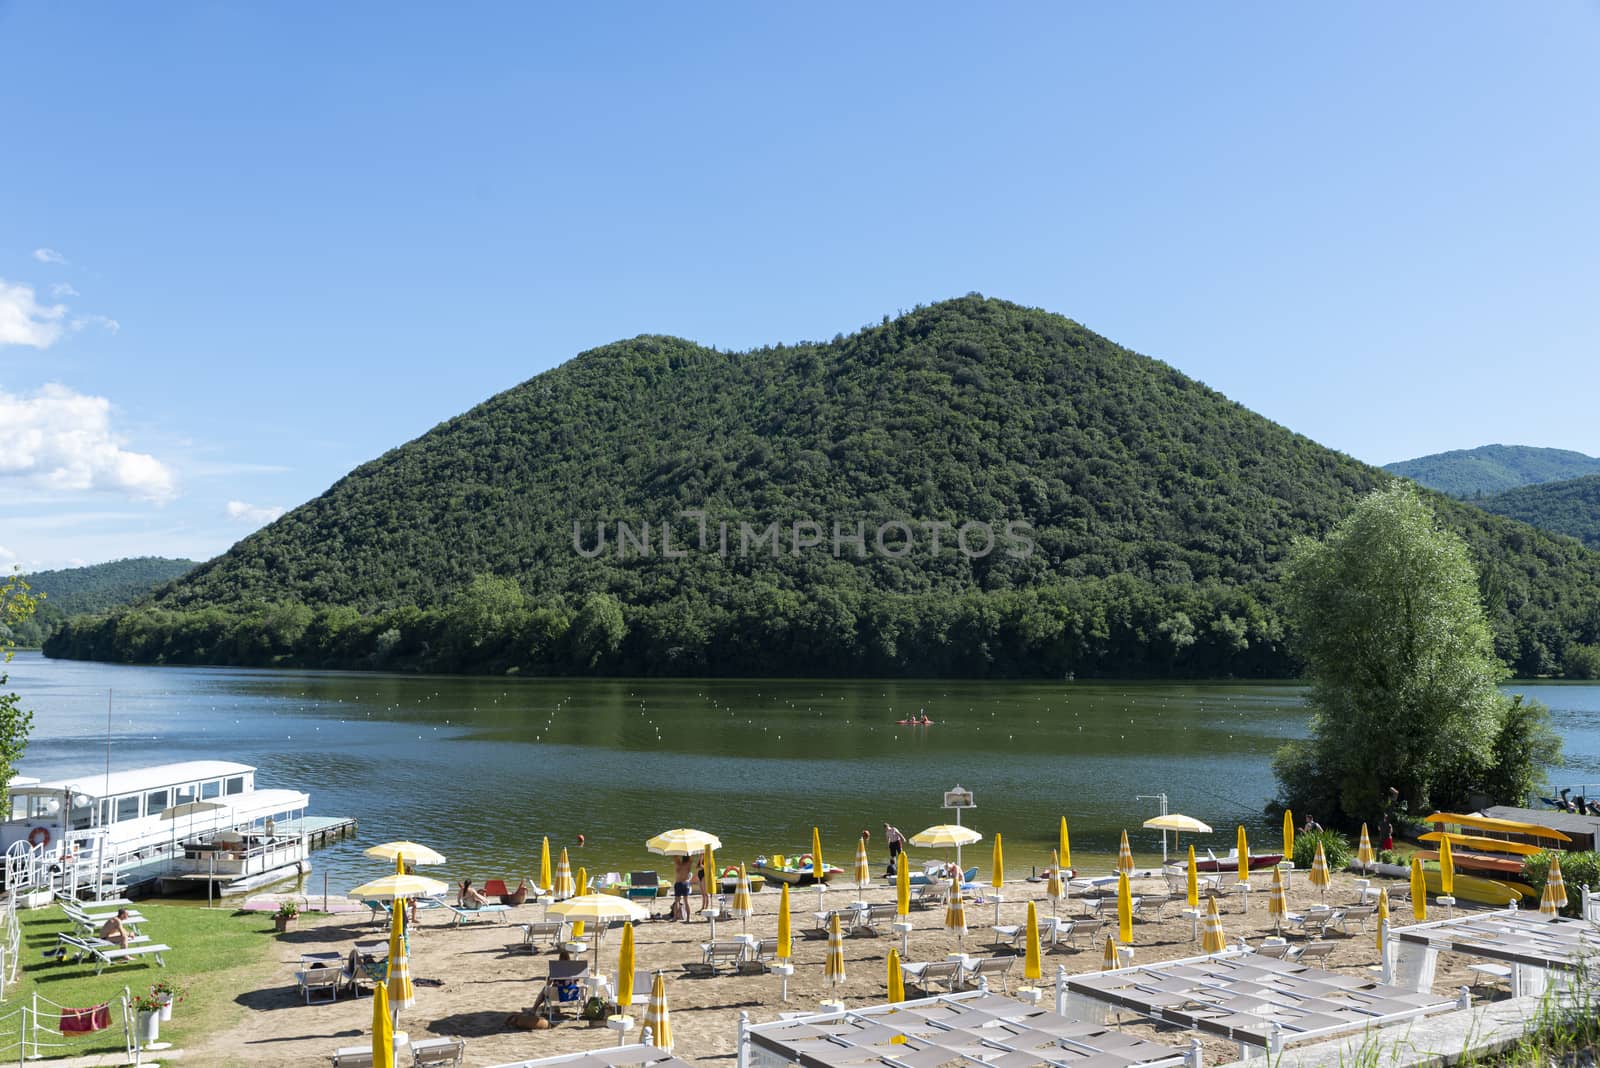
(0, 988, 135, 1064)
(169, 834, 307, 879)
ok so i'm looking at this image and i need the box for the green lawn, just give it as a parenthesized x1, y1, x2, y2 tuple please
(6, 903, 280, 1058)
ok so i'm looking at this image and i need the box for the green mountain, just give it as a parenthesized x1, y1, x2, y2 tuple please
(1384, 444, 1600, 497)
(44, 297, 1600, 678)
(1476, 475, 1600, 550)
(5, 557, 197, 646)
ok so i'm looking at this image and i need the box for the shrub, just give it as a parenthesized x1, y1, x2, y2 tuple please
(1520, 851, 1599, 918)
(1292, 829, 1352, 871)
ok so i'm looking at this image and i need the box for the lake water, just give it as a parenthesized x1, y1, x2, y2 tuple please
(7, 652, 1598, 896)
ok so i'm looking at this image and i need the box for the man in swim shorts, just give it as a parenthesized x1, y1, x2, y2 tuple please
(672, 855, 693, 921)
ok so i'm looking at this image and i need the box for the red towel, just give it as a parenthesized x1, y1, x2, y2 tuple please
(60, 1004, 111, 1033)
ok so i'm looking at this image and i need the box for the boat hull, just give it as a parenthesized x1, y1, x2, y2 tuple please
(752, 863, 839, 887)
(1414, 849, 1526, 877)
(1193, 853, 1284, 873)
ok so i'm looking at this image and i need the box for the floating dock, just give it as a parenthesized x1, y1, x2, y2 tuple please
(274, 815, 358, 848)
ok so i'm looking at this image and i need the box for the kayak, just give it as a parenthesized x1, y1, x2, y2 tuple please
(1416, 832, 1545, 857)
(1368, 860, 1532, 904)
(1413, 849, 1526, 877)
(1423, 812, 1571, 842)
(1194, 851, 1285, 872)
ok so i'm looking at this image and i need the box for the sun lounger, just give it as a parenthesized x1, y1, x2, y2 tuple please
(909, 883, 948, 911)
(1295, 941, 1335, 967)
(483, 879, 529, 906)
(60, 902, 147, 924)
(1290, 909, 1346, 939)
(849, 903, 899, 936)
(410, 1037, 465, 1067)
(521, 920, 570, 951)
(1058, 917, 1105, 950)
(331, 1046, 375, 1067)
(297, 966, 345, 1003)
(442, 902, 510, 926)
(46, 930, 152, 960)
(901, 959, 963, 994)
(700, 940, 749, 971)
(1339, 904, 1378, 931)
(807, 907, 857, 937)
(962, 956, 1014, 993)
(62, 935, 170, 975)
(625, 871, 661, 910)
(541, 959, 590, 1020)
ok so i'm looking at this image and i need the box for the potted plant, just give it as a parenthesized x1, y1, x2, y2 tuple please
(150, 980, 185, 1022)
(274, 899, 301, 932)
(130, 993, 162, 1045)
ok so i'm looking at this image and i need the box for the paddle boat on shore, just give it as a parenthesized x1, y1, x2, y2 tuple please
(752, 853, 843, 886)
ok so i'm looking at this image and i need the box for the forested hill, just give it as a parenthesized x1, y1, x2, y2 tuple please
(45, 297, 1600, 678)
(1385, 444, 1600, 497)
(1476, 475, 1600, 550)
(5, 557, 196, 647)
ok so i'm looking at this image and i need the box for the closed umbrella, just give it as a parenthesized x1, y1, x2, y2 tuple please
(825, 911, 846, 992)
(1116, 870, 1132, 944)
(386, 858, 414, 1018)
(944, 877, 966, 948)
(554, 847, 575, 899)
(1201, 895, 1226, 954)
(702, 842, 717, 907)
(573, 866, 588, 936)
(646, 829, 722, 857)
(854, 837, 871, 893)
(1410, 856, 1428, 922)
(1117, 830, 1134, 875)
(1309, 841, 1330, 899)
(1101, 934, 1118, 971)
(1438, 836, 1455, 899)
(1235, 826, 1250, 886)
(540, 837, 552, 894)
(1059, 817, 1072, 873)
(1283, 810, 1294, 862)
(617, 922, 637, 1013)
(1046, 850, 1063, 917)
(365, 841, 446, 866)
(643, 972, 671, 1053)
(1548, 853, 1568, 911)
(1185, 845, 1199, 909)
(371, 979, 394, 1068)
(812, 826, 825, 910)
(896, 857, 910, 918)
(1358, 824, 1375, 872)
(731, 863, 754, 933)
(1268, 866, 1286, 934)
(990, 833, 1006, 926)
(886, 946, 904, 1003)
(1376, 888, 1388, 954)
(1023, 900, 1041, 985)
(776, 883, 792, 962)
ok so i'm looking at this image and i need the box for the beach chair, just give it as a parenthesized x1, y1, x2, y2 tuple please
(625, 871, 661, 910)
(738, 938, 779, 975)
(297, 966, 344, 1004)
(361, 899, 393, 927)
(909, 883, 948, 911)
(442, 902, 510, 926)
(807, 907, 856, 938)
(410, 1037, 465, 1067)
(962, 956, 1015, 993)
(483, 879, 529, 906)
(1339, 904, 1378, 932)
(541, 959, 590, 1020)
(78, 937, 170, 975)
(60, 902, 147, 925)
(1295, 941, 1335, 967)
(331, 1046, 375, 1067)
(1254, 942, 1294, 959)
(1135, 893, 1172, 919)
(1059, 918, 1105, 950)
(521, 920, 570, 952)
(700, 940, 749, 971)
(903, 959, 963, 995)
(850, 903, 899, 937)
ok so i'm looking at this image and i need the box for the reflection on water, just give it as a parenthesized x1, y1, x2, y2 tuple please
(7, 653, 1594, 896)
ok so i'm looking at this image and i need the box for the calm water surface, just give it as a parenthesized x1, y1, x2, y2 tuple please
(7, 653, 1597, 896)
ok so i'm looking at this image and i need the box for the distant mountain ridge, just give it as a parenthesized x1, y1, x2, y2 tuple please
(43, 297, 1600, 679)
(5, 557, 197, 646)
(1477, 474, 1600, 549)
(1385, 444, 1600, 497)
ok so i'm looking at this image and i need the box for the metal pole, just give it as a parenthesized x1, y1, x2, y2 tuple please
(208, 854, 214, 909)
(323, 871, 329, 914)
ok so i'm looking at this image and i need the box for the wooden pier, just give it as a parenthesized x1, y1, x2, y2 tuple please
(275, 815, 358, 848)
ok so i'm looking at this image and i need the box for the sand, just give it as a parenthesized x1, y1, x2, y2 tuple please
(191, 869, 1502, 1067)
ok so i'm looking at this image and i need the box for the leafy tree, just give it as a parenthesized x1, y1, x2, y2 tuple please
(569, 593, 625, 669)
(0, 570, 39, 793)
(1273, 485, 1559, 823)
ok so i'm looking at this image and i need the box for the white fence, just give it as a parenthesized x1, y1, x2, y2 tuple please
(0, 988, 137, 1065)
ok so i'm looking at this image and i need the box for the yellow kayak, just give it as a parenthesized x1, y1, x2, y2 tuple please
(1423, 812, 1570, 842)
(1416, 832, 1545, 857)
(1419, 866, 1533, 905)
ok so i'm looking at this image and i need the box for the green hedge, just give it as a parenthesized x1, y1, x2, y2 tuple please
(1292, 829, 1352, 870)
(1521, 851, 1598, 918)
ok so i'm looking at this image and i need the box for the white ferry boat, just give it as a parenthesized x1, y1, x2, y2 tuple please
(2, 761, 311, 898)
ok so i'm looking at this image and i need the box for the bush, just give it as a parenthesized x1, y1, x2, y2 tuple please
(1293, 829, 1352, 871)
(1520, 851, 1599, 918)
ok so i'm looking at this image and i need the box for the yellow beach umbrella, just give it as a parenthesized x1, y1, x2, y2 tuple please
(1268, 866, 1286, 933)
(1235, 826, 1250, 885)
(910, 824, 982, 873)
(1283, 810, 1294, 861)
(1548, 853, 1568, 911)
(1117, 870, 1133, 944)
(386, 887, 414, 1013)
(1376, 888, 1389, 954)
(812, 827, 823, 881)
(539, 836, 552, 893)
(887, 946, 905, 1003)
(776, 883, 792, 961)
(1309, 841, 1330, 898)
(371, 979, 394, 1068)
(1059, 817, 1072, 872)
(646, 828, 722, 856)
(896, 856, 911, 918)
(1143, 813, 1213, 835)
(1410, 856, 1428, 921)
(1046, 850, 1063, 916)
(1185, 845, 1199, 909)
(349, 872, 448, 901)
(945, 877, 966, 947)
(548, 894, 649, 972)
(1117, 830, 1134, 875)
(573, 866, 588, 935)
(702, 843, 717, 896)
(1201, 894, 1226, 953)
(617, 922, 637, 1011)
(643, 971, 671, 1053)
(732, 864, 754, 933)
(1438, 836, 1455, 897)
(554, 847, 575, 899)
(1023, 900, 1041, 983)
(825, 911, 846, 989)
(1101, 934, 1118, 971)
(855, 836, 871, 892)
(365, 841, 446, 866)
(991, 833, 1005, 889)
(1358, 824, 1375, 870)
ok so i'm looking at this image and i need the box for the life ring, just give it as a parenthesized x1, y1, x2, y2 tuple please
(27, 827, 50, 848)
(721, 866, 741, 880)
(798, 853, 814, 870)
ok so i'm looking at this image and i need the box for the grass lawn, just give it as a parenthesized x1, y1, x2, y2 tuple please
(6, 903, 281, 1058)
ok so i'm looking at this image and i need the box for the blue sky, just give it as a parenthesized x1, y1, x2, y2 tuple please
(3, 3, 1598, 570)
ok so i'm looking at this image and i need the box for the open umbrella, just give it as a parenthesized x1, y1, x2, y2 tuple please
(554, 847, 575, 899)
(854, 836, 871, 893)
(1046, 850, 1063, 917)
(944, 876, 966, 948)
(1117, 830, 1134, 875)
(1282, 810, 1294, 862)
(1410, 856, 1428, 922)
(1268, 866, 1286, 934)
(643, 972, 672, 1053)
(1142, 813, 1213, 848)
(548, 893, 649, 973)
(1023, 901, 1041, 986)
(350, 871, 448, 901)
(777, 883, 792, 962)
(539, 837, 553, 893)
(1308, 841, 1330, 899)
(365, 841, 446, 866)
(911, 824, 982, 872)
(1358, 825, 1375, 872)
(1116, 871, 1132, 944)
(1235, 826, 1250, 886)
(646, 829, 722, 856)
(371, 979, 394, 1068)
(1101, 934, 1118, 971)
(1060, 817, 1072, 873)
(617, 922, 637, 1014)
(1201, 895, 1226, 953)
(887, 946, 904, 1003)
(731, 864, 754, 934)
(825, 911, 846, 994)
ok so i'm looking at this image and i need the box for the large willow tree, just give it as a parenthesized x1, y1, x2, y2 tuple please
(1273, 484, 1559, 823)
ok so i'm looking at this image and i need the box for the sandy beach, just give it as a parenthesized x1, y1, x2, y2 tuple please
(190, 867, 1500, 1067)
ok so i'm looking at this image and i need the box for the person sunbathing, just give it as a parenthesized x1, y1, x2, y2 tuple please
(98, 909, 133, 949)
(459, 879, 490, 908)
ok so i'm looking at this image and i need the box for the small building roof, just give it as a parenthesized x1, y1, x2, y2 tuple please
(15, 761, 255, 798)
(1479, 806, 1600, 849)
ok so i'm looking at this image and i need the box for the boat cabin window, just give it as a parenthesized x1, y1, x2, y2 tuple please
(115, 795, 141, 822)
(174, 784, 196, 806)
(69, 794, 94, 830)
(27, 795, 59, 820)
(145, 789, 169, 816)
(224, 776, 245, 796)
(201, 780, 221, 800)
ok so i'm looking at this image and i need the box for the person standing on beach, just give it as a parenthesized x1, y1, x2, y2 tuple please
(883, 823, 905, 876)
(1380, 818, 1394, 852)
(671, 855, 693, 922)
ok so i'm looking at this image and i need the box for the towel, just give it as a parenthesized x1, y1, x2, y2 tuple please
(60, 1004, 111, 1033)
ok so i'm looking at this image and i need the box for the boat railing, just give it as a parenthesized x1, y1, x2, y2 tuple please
(170, 834, 307, 877)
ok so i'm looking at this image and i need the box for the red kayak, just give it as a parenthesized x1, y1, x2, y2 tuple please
(1193, 852, 1284, 872)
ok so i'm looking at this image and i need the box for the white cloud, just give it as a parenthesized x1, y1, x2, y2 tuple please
(70, 314, 120, 335)
(32, 248, 67, 265)
(0, 384, 177, 501)
(51, 283, 79, 298)
(0, 279, 68, 348)
(226, 500, 286, 524)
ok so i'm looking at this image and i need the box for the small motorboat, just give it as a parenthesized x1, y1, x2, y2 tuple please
(752, 853, 843, 886)
(716, 866, 766, 894)
(1193, 849, 1285, 873)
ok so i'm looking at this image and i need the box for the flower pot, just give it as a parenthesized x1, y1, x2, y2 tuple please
(275, 914, 296, 933)
(157, 995, 173, 1022)
(138, 1010, 160, 1045)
